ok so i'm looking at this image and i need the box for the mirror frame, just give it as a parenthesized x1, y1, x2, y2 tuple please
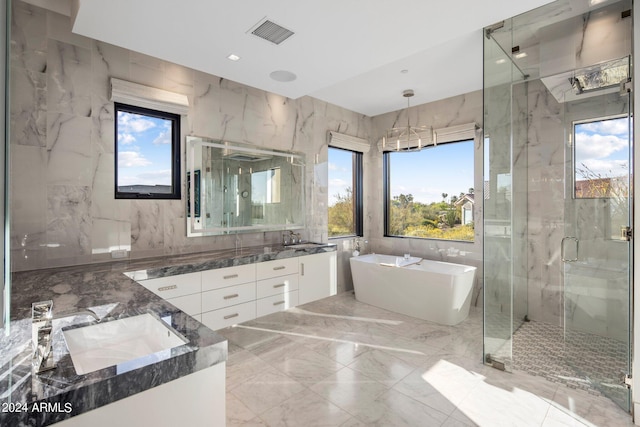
(186, 136, 306, 236)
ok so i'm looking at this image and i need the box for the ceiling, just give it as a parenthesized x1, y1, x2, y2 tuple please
(37, 0, 556, 116)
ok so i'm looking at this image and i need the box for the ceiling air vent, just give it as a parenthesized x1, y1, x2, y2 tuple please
(250, 19, 294, 45)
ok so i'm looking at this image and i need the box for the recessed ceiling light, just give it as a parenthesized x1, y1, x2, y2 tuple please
(400, 69, 409, 74)
(496, 58, 507, 64)
(227, 54, 241, 61)
(269, 70, 297, 82)
(514, 52, 528, 59)
(589, 0, 607, 6)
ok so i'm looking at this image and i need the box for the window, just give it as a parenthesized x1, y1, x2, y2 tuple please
(574, 116, 629, 199)
(115, 103, 181, 199)
(328, 147, 363, 237)
(384, 140, 474, 241)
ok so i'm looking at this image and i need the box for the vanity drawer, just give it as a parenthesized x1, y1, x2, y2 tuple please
(166, 293, 201, 316)
(257, 258, 298, 280)
(138, 272, 201, 299)
(202, 264, 256, 292)
(256, 274, 299, 299)
(201, 301, 256, 330)
(256, 291, 298, 317)
(202, 282, 256, 312)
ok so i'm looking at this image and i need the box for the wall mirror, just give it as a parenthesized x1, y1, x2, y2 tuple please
(186, 136, 305, 236)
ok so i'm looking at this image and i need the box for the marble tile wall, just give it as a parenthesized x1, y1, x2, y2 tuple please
(9, 0, 371, 272)
(366, 91, 485, 308)
(525, 79, 566, 326)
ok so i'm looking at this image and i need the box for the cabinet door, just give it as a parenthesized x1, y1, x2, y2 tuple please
(202, 264, 256, 292)
(256, 274, 298, 299)
(298, 251, 337, 305)
(256, 257, 298, 280)
(256, 291, 298, 317)
(202, 282, 256, 312)
(137, 272, 201, 300)
(166, 294, 201, 317)
(201, 301, 256, 331)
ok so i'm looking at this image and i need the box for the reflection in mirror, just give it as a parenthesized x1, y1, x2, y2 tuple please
(186, 136, 305, 236)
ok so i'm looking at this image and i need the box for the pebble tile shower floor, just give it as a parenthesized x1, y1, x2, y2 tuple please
(220, 292, 633, 426)
(511, 320, 629, 404)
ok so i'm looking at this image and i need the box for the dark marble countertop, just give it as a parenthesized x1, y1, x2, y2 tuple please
(1, 242, 335, 426)
(123, 242, 337, 281)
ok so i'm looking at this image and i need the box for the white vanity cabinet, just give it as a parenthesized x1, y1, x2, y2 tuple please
(256, 258, 300, 317)
(132, 250, 336, 331)
(298, 251, 337, 305)
(136, 272, 202, 322)
(201, 264, 257, 331)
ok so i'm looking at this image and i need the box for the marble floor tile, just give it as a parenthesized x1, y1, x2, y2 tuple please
(303, 338, 372, 366)
(223, 292, 633, 427)
(455, 374, 555, 426)
(225, 349, 274, 391)
(482, 368, 559, 402)
(551, 387, 635, 426)
(219, 324, 284, 349)
(244, 334, 310, 364)
(309, 366, 389, 413)
(338, 417, 370, 427)
(230, 369, 307, 415)
(258, 389, 352, 427)
(269, 348, 345, 384)
(346, 348, 417, 386)
(227, 394, 259, 426)
(392, 362, 464, 416)
(444, 409, 480, 427)
(347, 388, 450, 426)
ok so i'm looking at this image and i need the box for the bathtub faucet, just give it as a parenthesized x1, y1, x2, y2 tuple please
(354, 238, 368, 252)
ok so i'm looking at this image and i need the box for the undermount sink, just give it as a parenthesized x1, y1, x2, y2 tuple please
(62, 313, 188, 375)
(285, 243, 324, 249)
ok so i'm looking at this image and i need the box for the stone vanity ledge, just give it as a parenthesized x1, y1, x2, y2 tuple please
(2, 264, 227, 427)
(123, 242, 337, 281)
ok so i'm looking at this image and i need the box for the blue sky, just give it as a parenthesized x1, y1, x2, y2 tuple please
(328, 141, 474, 205)
(117, 111, 173, 187)
(574, 116, 629, 181)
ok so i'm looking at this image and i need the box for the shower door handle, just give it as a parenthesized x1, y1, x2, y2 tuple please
(561, 236, 579, 262)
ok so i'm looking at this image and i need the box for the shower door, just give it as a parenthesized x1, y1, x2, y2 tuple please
(563, 85, 632, 411)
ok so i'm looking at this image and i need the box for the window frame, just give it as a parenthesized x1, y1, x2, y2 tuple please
(572, 114, 630, 200)
(328, 146, 364, 238)
(383, 139, 475, 242)
(114, 102, 181, 200)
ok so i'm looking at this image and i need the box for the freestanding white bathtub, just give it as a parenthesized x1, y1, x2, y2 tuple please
(350, 254, 477, 326)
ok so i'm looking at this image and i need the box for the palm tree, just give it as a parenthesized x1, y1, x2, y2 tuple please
(441, 193, 448, 202)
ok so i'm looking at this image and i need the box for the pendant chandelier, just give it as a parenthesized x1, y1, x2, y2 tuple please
(382, 89, 432, 152)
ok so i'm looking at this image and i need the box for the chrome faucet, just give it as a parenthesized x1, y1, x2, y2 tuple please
(32, 300, 100, 374)
(32, 300, 55, 374)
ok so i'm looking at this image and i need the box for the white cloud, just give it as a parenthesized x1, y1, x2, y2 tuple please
(579, 119, 628, 136)
(118, 133, 136, 145)
(118, 151, 151, 168)
(575, 132, 628, 160)
(118, 112, 156, 133)
(329, 178, 348, 187)
(328, 162, 348, 172)
(153, 130, 171, 145)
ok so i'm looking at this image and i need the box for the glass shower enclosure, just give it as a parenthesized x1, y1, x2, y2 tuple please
(483, 0, 633, 412)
